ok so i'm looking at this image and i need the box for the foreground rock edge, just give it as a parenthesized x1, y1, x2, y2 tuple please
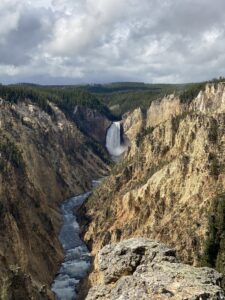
(86, 238, 225, 300)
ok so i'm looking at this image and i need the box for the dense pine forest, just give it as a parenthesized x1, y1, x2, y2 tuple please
(1, 78, 224, 119)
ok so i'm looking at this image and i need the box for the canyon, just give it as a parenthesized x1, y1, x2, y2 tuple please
(1, 82, 225, 299)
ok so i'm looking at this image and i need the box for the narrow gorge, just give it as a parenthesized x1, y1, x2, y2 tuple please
(1, 82, 225, 300)
(51, 122, 126, 299)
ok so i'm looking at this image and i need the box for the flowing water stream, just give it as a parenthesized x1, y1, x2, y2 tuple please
(51, 181, 101, 299)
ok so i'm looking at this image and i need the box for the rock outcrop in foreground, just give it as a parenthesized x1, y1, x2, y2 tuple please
(86, 238, 224, 300)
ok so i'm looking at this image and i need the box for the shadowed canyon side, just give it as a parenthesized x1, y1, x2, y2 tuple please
(80, 82, 225, 297)
(0, 95, 110, 299)
(73, 105, 112, 145)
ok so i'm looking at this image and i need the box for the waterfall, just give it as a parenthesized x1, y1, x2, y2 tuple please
(106, 122, 127, 157)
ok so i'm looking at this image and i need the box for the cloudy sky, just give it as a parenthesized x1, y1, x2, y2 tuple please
(0, 0, 225, 84)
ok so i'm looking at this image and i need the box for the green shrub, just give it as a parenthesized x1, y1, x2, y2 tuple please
(208, 119, 218, 143)
(0, 202, 4, 217)
(201, 193, 225, 274)
(136, 126, 154, 147)
(38, 212, 54, 233)
(179, 83, 205, 103)
(0, 136, 24, 171)
(208, 153, 220, 179)
(85, 139, 111, 164)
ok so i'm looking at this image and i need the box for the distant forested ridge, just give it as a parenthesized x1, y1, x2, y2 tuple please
(81, 82, 206, 116)
(0, 84, 115, 120)
(1, 78, 224, 118)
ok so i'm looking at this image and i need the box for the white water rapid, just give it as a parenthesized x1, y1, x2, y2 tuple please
(106, 122, 127, 157)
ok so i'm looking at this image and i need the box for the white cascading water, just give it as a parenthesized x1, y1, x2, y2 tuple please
(106, 121, 127, 157)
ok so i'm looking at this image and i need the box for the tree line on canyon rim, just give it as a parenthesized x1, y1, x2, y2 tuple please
(1, 76, 224, 117)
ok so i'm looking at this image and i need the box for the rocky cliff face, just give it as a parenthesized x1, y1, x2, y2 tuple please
(191, 83, 225, 114)
(0, 100, 108, 299)
(122, 107, 143, 141)
(86, 238, 224, 300)
(73, 105, 112, 145)
(147, 94, 184, 127)
(81, 82, 225, 291)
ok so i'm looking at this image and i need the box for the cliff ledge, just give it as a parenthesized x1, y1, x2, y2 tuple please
(86, 238, 224, 300)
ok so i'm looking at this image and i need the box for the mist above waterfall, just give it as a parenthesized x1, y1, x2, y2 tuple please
(106, 122, 127, 157)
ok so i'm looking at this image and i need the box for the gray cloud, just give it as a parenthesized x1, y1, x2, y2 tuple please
(0, 6, 54, 65)
(0, 0, 225, 84)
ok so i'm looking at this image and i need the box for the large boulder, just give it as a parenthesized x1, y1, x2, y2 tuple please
(86, 238, 225, 300)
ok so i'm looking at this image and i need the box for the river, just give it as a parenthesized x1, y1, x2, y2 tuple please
(51, 180, 101, 299)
